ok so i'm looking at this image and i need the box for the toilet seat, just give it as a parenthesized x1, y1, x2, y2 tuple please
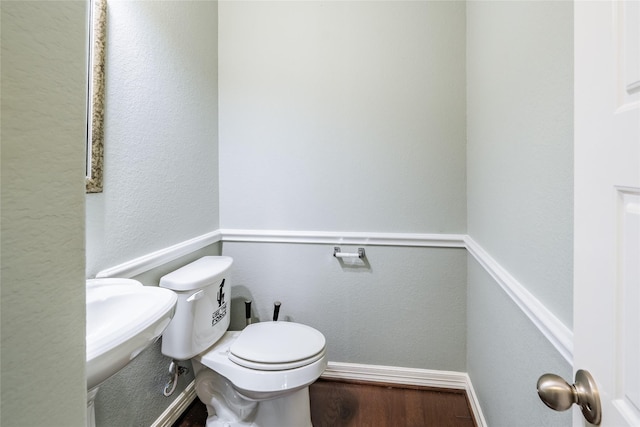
(195, 329, 328, 398)
(229, 322, 326, 371)
(228, 349, 325, 371)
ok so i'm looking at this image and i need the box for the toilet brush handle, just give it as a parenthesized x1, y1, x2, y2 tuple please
(273, 301, 281, 321)
(244, 300, 252, 326)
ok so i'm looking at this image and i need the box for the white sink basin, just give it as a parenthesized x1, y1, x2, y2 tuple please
(86, 278, 177, 390)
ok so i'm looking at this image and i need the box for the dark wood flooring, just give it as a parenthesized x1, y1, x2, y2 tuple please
(173, 378, 476, 427)
(311, 379, 475, 427)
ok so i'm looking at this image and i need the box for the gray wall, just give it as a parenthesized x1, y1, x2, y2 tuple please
(466, 0, 574, 327)
(216, 0, 468, 375)
(466, 1, 574, 426)
(94, 244, 221, 427)
(467, 260, 572, 427)
(84, 1, 219, 425)
(86, 0, 219, 277)
(1, 1, 88, 425)
(90, 2, 469, 425)
(223, 242, 467, 372)
(15, 1, 576, 426)
(219, 0, 467, 233)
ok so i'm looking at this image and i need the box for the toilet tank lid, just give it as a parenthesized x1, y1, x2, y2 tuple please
(159, 256, 233, 291)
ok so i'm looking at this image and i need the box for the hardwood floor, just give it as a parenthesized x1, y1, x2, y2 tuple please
(310, 379, 475, 427)
(173, 379, 476, 427)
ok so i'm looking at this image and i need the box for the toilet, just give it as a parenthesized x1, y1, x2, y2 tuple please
(160, 256, 327, 427)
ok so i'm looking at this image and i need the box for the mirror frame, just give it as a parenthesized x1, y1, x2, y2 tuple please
(86, 0, 106, 193)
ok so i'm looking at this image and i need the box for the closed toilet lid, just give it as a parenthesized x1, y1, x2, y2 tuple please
(229, 322, 326, 370)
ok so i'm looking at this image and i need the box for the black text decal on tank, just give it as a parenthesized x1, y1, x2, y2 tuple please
(212, 279, 227, 327)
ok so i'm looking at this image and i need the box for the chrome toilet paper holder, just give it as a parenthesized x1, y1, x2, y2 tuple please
(333, 247, 365, 259)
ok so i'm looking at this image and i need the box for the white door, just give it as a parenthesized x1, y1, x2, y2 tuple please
(574, 0, 640, 426)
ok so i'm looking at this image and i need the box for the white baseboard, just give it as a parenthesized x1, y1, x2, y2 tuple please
(322, 361, 469, 389)
(151, 362, 487, 427)
(322, 361, 487, 427)
(149, 380, 197, 427)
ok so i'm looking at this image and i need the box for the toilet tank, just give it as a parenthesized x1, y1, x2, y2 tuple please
(159, 256, 233, 360)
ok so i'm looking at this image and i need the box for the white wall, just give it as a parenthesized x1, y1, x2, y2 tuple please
(466, 2, 574, 426)
(86, 0, 219, 277)
(219, 0, 466, 233)
(1, 1, 88, 425)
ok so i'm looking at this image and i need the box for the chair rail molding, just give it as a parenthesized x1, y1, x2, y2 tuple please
(464, 236, 573, 364)
(219, 229, 466, 247)
(94, 229, 571, 364)
(95, 230, 222, 279)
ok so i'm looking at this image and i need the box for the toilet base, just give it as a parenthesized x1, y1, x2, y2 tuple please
(196, 367, 313, 427)
(203, 389, 312, 427)
(249, 388, 312, 427)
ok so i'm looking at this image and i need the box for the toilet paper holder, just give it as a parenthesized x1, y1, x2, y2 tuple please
(333, 247, 365, 259)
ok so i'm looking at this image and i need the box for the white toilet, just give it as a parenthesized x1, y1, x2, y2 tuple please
(160, 256, 327, 427)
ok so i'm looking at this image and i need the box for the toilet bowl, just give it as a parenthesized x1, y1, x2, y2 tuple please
(160, 256, 327, 427)
(193, 324, 327, 427)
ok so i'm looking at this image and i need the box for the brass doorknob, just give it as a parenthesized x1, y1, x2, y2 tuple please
(537, 369, 601, 425)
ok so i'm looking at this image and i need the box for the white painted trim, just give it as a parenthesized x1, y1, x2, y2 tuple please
(465, 236, 573, 364)
(94, 229, 464, 279)
(220, 229, 467, 248)
(322, 361, 469, 389)
(149, 380, 197, 427)
(95, 230, 222, 279)
(464, 373, 488, 427)
(322, 361, 487, 427)
(93, 229, 570, 366)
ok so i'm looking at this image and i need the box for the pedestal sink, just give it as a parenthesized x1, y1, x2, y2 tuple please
(86, 278, 177, 427)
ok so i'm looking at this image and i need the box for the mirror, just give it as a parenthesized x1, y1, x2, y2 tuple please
(86, 0, 106, 193)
